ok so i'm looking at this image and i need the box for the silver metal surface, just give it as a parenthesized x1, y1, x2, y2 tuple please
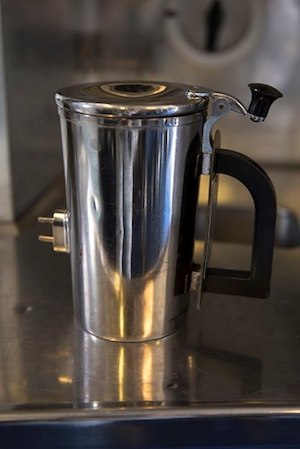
(3, 404, 300, 423)
(56, 81, 207, 118)
(1, 221, 300, 417)
(57, 97, 203, 341)
(186, 87, 249, 117)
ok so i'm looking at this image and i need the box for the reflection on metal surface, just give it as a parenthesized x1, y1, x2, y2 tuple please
(117, 346, 125, 403)
(2, 226, 300, 415)
(73, 305, 263, 408)
(100, 82, 167, 98)
(58, 376, 73, 385)
(74, 325, 169, 405)
(113, 272, 125, 340)
(141, 344, 153, 402)
(0, 232, 73, 407)
(142, 281, 154, 340)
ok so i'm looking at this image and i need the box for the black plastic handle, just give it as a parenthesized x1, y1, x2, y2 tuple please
(203, 148, 277, 298)
(248, 83, 282, 121)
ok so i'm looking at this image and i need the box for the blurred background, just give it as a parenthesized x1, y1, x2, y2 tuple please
(0, 0, 299, 224)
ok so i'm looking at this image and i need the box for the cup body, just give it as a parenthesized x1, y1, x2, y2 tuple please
(58, 108, 204, 341)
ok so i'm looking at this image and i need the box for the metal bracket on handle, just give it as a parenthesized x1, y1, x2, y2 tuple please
(201, 96, 231, 175)
(190, 131, 221, 308)
(38, 209, 70, 253)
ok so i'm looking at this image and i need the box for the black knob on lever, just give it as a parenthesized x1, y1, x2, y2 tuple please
(248, 83, 283, 122)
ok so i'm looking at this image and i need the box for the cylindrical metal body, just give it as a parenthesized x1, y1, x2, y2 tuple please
(56, 82, 206, 341)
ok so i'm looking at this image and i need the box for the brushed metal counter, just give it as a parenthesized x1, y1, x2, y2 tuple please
(1, 225, 300, 418)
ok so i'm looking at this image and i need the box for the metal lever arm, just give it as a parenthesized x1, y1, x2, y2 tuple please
(187, 83, 282, 120)
(187, 84, 282, 174)
(186, 86, 249, 117)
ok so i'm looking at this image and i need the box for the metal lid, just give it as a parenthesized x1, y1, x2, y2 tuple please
(55, 81, 207, 118)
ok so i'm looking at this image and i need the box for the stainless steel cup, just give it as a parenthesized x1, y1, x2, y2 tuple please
(39, 81, 281, 341)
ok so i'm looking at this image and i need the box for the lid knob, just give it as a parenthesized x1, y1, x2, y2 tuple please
(248, 83, 283, 122)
